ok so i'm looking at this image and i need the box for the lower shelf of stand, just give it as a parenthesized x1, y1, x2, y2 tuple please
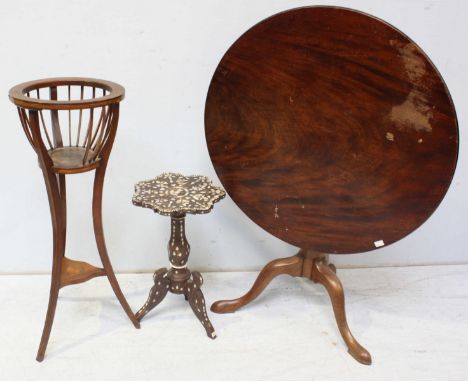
(60, 257, 106, 288)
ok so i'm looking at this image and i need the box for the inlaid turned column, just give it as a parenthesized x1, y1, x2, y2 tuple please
(169, 215, 190, 268)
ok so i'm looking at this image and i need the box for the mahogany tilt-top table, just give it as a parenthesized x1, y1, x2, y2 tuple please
(205, 7, 459, 364)
(132, 173, 225, 338)
(9, 77, 140, 361)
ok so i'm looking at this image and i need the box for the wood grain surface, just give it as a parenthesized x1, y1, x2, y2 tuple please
(205, 6, 458, 254)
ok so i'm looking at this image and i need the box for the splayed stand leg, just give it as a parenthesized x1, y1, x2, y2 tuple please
(211, 249, 371, 365)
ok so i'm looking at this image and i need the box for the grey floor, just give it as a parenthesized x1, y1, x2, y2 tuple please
(1, 265, 467, 380)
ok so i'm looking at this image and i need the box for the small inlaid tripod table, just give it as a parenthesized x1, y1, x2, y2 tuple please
(132, 173, 225, 338)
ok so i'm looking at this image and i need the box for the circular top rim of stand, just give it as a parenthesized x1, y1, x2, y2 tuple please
(8, 77, 125, 110)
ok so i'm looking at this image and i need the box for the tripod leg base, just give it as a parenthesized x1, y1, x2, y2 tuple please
(211, 250, 372, 365)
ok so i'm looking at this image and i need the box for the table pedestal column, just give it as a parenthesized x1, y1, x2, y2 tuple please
(136, 214, 216, 339)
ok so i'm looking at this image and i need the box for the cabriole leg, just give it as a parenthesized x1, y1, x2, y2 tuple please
(211, 253, 303, 313)
(310, 257, 372, 365)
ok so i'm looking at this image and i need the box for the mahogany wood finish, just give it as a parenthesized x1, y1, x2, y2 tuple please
(206, 7, 459, 364)
(9, 77, 139, 362)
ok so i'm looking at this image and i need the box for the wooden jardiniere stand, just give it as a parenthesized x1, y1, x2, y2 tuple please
(9, 77, 140, 361)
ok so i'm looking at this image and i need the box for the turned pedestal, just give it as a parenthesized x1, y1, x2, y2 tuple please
(136, 214, 216, 338)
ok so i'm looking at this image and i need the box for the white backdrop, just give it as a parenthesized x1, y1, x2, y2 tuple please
(0, 0, 467, 274)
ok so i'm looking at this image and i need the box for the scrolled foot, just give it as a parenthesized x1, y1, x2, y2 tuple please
(136, 268, 169, 321)
(187, 272, 216, 339)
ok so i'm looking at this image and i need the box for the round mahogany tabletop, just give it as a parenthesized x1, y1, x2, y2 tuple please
(205, 6, 458, 254)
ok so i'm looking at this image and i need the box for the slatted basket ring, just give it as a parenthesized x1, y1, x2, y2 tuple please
(8, 78, 139, 362)
(9, 77, 125, 174)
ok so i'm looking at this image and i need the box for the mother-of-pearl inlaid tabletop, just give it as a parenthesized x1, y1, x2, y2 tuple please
(132, 172, 225, 216)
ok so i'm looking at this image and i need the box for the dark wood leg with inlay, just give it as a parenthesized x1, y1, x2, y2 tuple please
(136, 268, 170, 320)
(187, 271, 216, 338)
(136, 214, 216, 338)
(211, 249, 371, 364)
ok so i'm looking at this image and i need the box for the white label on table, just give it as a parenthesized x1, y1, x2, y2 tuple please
(374, 239, 385, 247)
